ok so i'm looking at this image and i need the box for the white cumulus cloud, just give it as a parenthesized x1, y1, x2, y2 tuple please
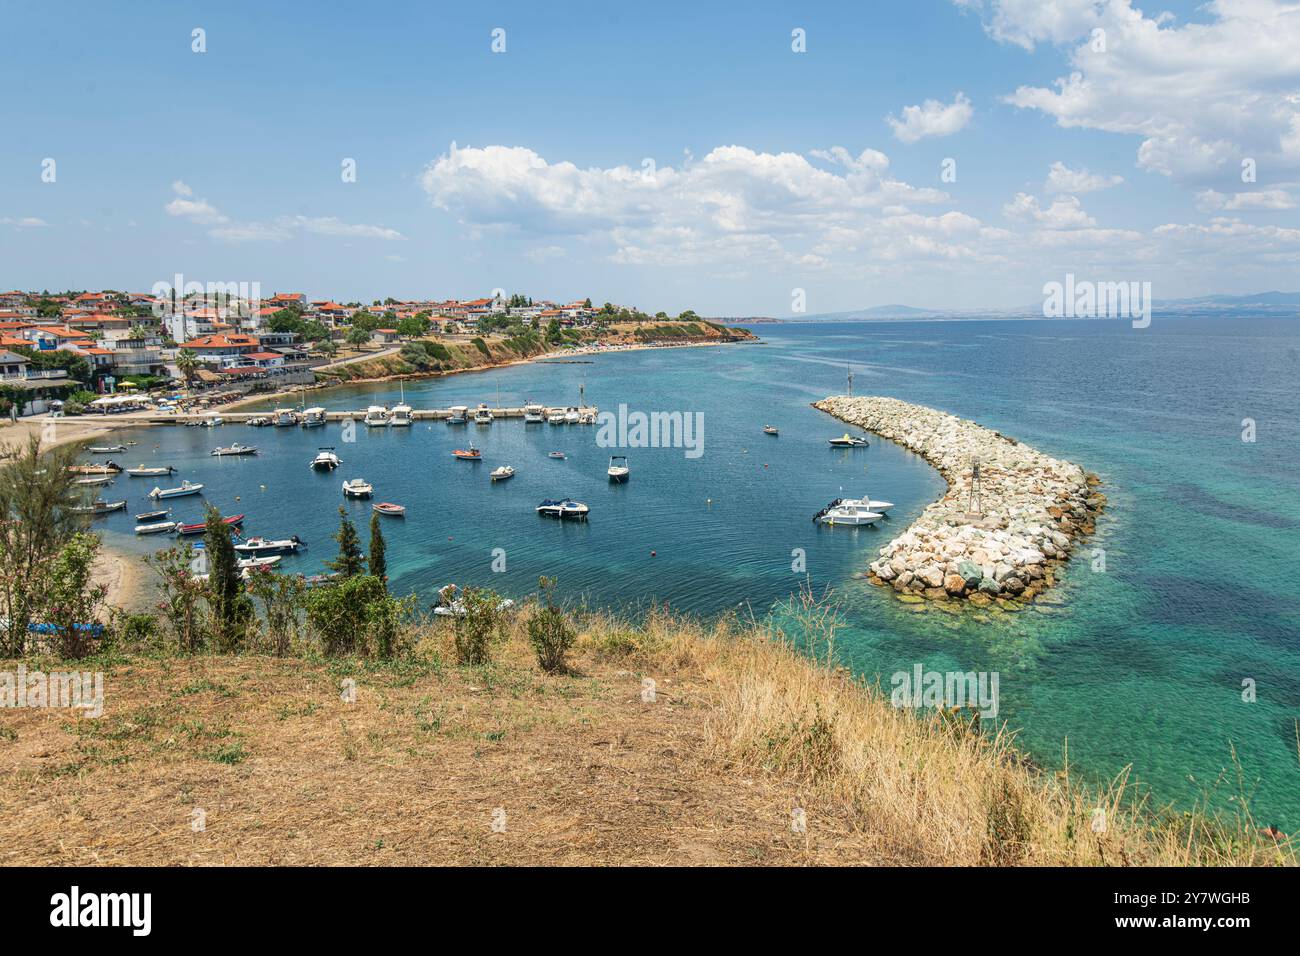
(886, 93, 974, 143)
(1045, 161, 1124, 194)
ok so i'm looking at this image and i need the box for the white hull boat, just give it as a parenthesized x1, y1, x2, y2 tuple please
(474, 404, 493, 424)
(311, 448, 341, 470)
(564, 407, 580, 424)
(490, 465, 514, 481)
(536, 498, 589, 520)
(607, 455, 629, 483)
(828, 433, 869, 448)
(234, 535, 304, 556)
(301, 407, 327, 428)
(814, 497, 884, 526)
(364, 405, 390, 427)
(523, 403, 545, 424)
(135, 520, 177, 535)
(342, 478, 374, 498)
(389, 404, 413, 427)
(447, 405, 469, 424)
(125, 465, 176, 477)
(150, 480, 203, 500)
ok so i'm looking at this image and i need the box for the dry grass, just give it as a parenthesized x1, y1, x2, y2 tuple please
(0, 607, 1289, 866)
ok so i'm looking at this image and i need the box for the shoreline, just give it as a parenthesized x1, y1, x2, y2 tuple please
(814, 395, 1106, 609)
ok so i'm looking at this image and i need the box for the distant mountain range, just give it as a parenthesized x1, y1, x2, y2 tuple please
(722, 291, 1300, 324)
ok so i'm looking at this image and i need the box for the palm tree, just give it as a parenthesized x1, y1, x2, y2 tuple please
(175, 348, 198, 387)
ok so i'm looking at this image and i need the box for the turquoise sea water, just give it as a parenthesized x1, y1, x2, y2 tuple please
(96, 317, 1300, 823)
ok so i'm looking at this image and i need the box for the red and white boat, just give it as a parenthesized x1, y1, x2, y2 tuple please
(373, 502, 406, 517)
(176, 514, 245, 536)
(451, 444, 481, 461)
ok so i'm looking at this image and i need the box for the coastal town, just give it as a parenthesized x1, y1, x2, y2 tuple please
(0, 287, 743, 419)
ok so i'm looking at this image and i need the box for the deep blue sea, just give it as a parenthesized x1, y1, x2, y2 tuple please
(96, 317, 1300, 824)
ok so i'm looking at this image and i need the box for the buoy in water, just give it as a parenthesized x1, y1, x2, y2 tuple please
(650, 550, 656, 557)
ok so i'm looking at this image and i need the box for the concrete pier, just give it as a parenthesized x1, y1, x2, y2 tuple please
(137, 405, 600, 425)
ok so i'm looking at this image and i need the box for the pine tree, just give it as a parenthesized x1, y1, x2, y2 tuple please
(328, 507, 366, 577)
(205, 505, 250, 650)
(369, 511, 387, 584)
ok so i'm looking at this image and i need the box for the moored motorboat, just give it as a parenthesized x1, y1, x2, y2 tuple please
(273, 408, 298, 427)
(234, 535, 304, 556)
(763, 425, 779, 435)
(389, 403, 413, 427)
(813, 498, 883, 526)
(452, 444, 481, 461)
(490, 465, 515, 481)
(536, 498, 589, 520)
(474, 403, 494, 424)
(70, 499, 127, 515)
(202, 415, 224, 428)
(149, 480, 203, 499)
(547, 411, 565, 425)
(447, 405, 469, 424)
(246, 416, 273, 427)
(87, 444, 126, 454)
(523, 402, 545, 423)
(432, 583, 516, 617)
(564, 407, 580, 424)
(310, 448, 341, 470)
(301, 407, 327, 428)
(125, 465, 176, 477)
(211, 443, 257, 457)
(828, 433, 869, 448)
(176, 513, 244, 536)
(548, 451, 566, 460)
(69, 461, 121, 475)
(237, 555, 281, 570)
(74, 474, 115, 486)
(373, 502, 406, 517)
(342, 478, 374, 499)
(134, 508, 170, 523)
(364, 405, 390, 427)
(607, 455, 629, 483)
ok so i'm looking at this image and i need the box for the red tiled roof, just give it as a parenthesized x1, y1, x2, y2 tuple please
(179, 334, 258, 349)
(244, 351, 283, 360)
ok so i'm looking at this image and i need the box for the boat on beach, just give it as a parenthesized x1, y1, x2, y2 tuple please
(211, 443, 257, 457)
(125, 465, 176, 477)
(149, 480, 203, 500)
(607, 455, 629, 483)
(452, 444, 481, 461)
(342, 478, 374, 499)
(828, 433, 869, 448)
(373, 502, 406, 517)
(176, 514, 244, 536)
(311, 448, 341, 470)
(536, 498, 589, 520)
(490, 465, 515, 481)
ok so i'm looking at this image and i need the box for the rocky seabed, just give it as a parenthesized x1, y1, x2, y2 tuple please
(814, 396, 1106, 609)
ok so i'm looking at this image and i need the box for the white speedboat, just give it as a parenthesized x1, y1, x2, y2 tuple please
(364, 405, 390, 427)
(564, 407, 580, 424)
(237, 555, 282, 570)
(523, 402, 545, 424)
(87, 444, 126, 454)
(134, 520, 177, 535)
(607, 455, 629, 483)
(71, 499, 127, 515)
(125, 465, 176, 477)
(828, 433, 869, 448)
(389, 403, 413, 427)
(536, 498, 589, 520)
(273, 408, 297, 427)
(814, 498, 884, 526)
(311, 448, 341, 470)
(547, 411, 565, 425)
(301, 407, 327, 428)
(447, 405, 469, 424)
(202, 416, 224, 428)
(763, 425, 779, 436)
(74, 475, 115, 486)
(490, 465, 514, 481)
(149, 480, 203, 500)
(848, 493, 894, 515)
(342, 478, 373, 499)
(474, 403, 493, 424)
(234, 535, 304, 556)
(246, 416, 273, 427)
(432, 584, 515, 617)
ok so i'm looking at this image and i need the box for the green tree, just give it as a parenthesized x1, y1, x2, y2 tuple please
(545, 318, 562, 343)
(527, 576, 575, 673)
(369, 511, 387, 583)
(346, 326, 371, 348)
(46, 532, 108, 658)
(395, 315, 428, 339)
(205, 506, 251, 651)
(175, 348, 198, 386)
(327, 507, 366, 577)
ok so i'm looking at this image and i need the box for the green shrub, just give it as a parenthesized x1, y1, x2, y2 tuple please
(452, 588, 506, 665)
(526, 577, 574, 673)
(306, 574, 410, 658)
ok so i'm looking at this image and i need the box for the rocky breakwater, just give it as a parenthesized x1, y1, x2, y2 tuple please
(814, 396, 1106, 608)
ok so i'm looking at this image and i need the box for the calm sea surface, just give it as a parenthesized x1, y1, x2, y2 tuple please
(96, 317, 1300, 823)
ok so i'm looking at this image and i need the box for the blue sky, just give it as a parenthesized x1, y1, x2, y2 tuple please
(2, 0, 1297, 314)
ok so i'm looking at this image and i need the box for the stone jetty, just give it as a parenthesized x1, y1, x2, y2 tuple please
(814, 396, 1106, 608)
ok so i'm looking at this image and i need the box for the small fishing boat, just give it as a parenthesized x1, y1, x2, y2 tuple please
(536, 498, 589, 520)
(69, 461, 121, 475)
(234, 535, 304, 556)
(607, 455, 629, 483)
(828, 433, 869, 448)
(447, 405, 469, 424)
(300, 407, 327, 428)
(176, 513, 244, 536)
(135, 520, 178, 535)
(149, 480, 203, 500)
(564, 407, 580, 424)
(373, 502, 406, 517)
(548, 451, 566, 460)
(237, 555, 281, 570)
(74, 474, 115, 486)
(310, 448, 341, 470)
(87, 444, 126, 454)
(273, 408, 298, 427)
(125, 465, 176, 477)
(490, 465, 515, 481)
(474, 403, 494, 424)
(211, 443, 257, 457)
(763, 425, 779, 436)
(246, 416, 273, 427)
(364, 405, 390, 427)
(135, 509, 170, 522)
(452, 444, 482, 461)
(342, 478, 374, 499)
(71, 499, 127, 515)
(523, 402, 545, 424)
